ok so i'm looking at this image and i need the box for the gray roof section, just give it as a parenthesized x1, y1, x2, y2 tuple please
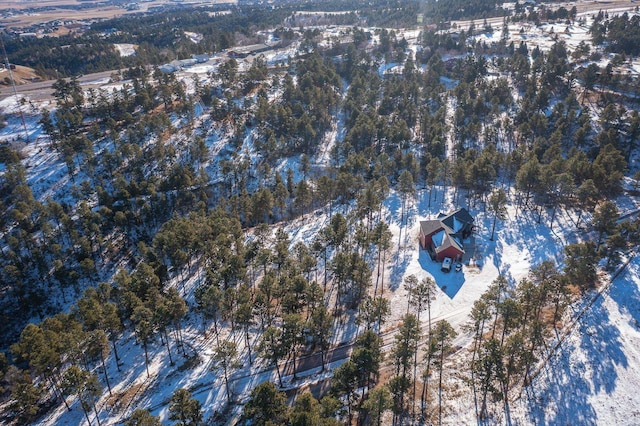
(437, 232, 463, 254)
(440, 207, 474, 231)
(420, 219, 447, 237)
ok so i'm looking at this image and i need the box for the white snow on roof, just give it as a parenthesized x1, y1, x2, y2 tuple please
(453, 216, 464, 233)
(432, 229, 446, 247)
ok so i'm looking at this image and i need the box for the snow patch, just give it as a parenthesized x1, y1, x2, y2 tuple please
(114, 43, 136, 57)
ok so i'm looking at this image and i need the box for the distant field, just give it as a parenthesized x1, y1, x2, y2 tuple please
(451, 0, 637, 30)
(1, 6, 132, 29)
(1, 0, 91, 10)
(0, 0, 237, 29)
(0, 0, 234, 10)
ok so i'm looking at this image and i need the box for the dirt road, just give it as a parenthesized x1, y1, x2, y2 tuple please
(0, 70, 119, 103)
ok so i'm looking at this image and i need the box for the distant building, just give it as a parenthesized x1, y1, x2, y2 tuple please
(192, 54, 209, 63)
(227, 43, 272, 58)
(158, 57, 199, 73)
(102, 28, 119, 36)
(178, 58, 197, 68)
(158, 64, 178, 73)
(419, 208, 475, 261)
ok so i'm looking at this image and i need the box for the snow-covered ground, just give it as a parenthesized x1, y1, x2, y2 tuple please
(467, 8, 639, 62)
(521, 254, 640, 425)
(263, 45, 299, 67)
(114, 43, 136, 57)
(374, 185, 640, 425)
(20, 155, 620, 425)
(184, 32, 203, 44)
(2, 7, 640, 424)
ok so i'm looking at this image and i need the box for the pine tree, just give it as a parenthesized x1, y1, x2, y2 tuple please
(11, 323, 70, 411)
(488, 188, 508, 241)
(61, 366, 103, 426)
(8, 369, 43, 424)
(196, 283, 221, 332)
(371, 221, 392, 298)
(593, 200, 619, 249)
(212, 341, 240, 404)
(575, 179, 598, 228)
(243, 382, 288, 426)
(466, 298, 490, 422)
(408, 276, 436, 419)
(357, 295, 390, 332)
(564, 242, 599, 290)
(332, 360, 359, 423)
(432, 320, 457, 426)
(398, 169, 415, 226)
(235, 287, 255, 365)
(290, 392, 340, 426)
(404, 275, 418, 315)
(131, 306, 155, 378)
(294, 179, 313, 215)
(309, 306, 333, 372)
(363, 386, 392, 426)
(391, 314, 420, 423)
(258, 326, 286, 387)
(352, 330, 383, 398)
(84, 330, 112, 396)
(282, 313, 305, 380)
(425, 157, 441, 207)
(125, 409, 161, 426)
(169, 388, 202, 426)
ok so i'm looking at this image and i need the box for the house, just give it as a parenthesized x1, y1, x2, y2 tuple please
(192, 54, 209, 63)
(419, 208, 474, 261)
(227, 44, 272, 58)
(158, 64, 178, 73)
(179, 59, 198, 68)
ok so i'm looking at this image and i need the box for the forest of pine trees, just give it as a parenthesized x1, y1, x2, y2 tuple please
(1, 0, 640, 423)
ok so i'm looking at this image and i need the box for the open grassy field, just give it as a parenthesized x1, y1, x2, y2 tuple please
(0, 0, 236, 29)
(1, 0, 99, 10)
(0, 65, 40, 84)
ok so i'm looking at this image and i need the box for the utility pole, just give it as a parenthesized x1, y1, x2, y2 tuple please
(0, 33, 30, 142)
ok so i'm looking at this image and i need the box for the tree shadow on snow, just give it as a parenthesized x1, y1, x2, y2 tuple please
(608, 260, 640, 348)
(527, 295, 626, 425)
(527, 336, 597, 426)
(490, 209, 567, 283)
(389, 246, 414, 291)
(578, 301, 627, 395)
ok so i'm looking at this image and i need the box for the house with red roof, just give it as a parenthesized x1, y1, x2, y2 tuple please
(419, 208, 475, 261)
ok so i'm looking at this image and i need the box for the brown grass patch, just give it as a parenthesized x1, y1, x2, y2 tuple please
(107, 380, 149, 412)
(0, 0, 237, 28)
(0, 65, 41, 85)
